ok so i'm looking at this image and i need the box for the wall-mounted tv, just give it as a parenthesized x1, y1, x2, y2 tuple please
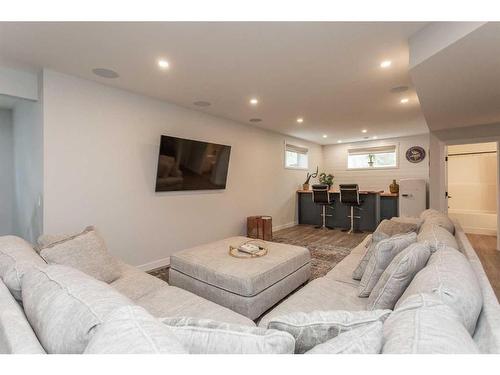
(155, 135, 231, 192)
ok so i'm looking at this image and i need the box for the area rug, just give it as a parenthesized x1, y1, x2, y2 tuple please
(148, 231, 366, 283)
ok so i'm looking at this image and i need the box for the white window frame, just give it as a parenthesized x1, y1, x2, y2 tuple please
(284, 142, 309, 170)
(346, 144, 399, 170)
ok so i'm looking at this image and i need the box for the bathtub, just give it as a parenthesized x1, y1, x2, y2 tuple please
(448, 208, 497, 235)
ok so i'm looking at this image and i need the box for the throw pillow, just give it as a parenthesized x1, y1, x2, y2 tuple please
(417, 223, 458, 252)
(390, 216, 424, 231)
(161, 317, 295, 354)
(352, 231, 389, 280)
(375, 219, 418, 237)
(367, 242, 431, 310)
(423, 212, 455, 234)
(266, 309, 391, 354)
(39, 226, 121, 283)
(358, 232, 417, 297)
(84, 306, 187, 354)
(395, 246, 482, 335)
(420, 208, 441, 220)
(305, 321, 383, 354)
(383, 293, 479, 354)
(22, 265, 133, 353)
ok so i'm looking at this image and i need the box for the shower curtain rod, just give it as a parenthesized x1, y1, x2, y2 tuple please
(447, 151, 497, 157)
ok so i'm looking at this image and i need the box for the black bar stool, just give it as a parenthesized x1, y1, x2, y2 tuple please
(339, 184, 363, 234)
(312, 184, 334, 229)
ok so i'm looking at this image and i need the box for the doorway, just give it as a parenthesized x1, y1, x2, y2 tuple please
(447, 142, 498, 236)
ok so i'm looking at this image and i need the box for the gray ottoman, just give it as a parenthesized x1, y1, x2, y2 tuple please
(169, 236, 311, 320)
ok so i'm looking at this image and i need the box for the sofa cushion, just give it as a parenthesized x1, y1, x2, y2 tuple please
(391, 216, 424, 231)
(375, 219, 418, 237)
(162, 317, 295, 354)
(36, 233, 73, 250)
(352, 231, 389, 280)
(305, 321, 383, 354)
(39, 226, 121, 283)
(110, 262, 167, 301)
(84, 305, 187, 354)
(0, 281, 45, 354)
(0, 235, 47, 301)
(22, 265, 133, 353)
(258, 278, 367, 329)
(383, 293, 479, 354)
(424, 212, 455, 234)
(395, 247, 482, 335)
(367, 242, 431, 310)
(358, 232, 417, 297)
(266, 309, 390, 354)
(417, 223, 458, 252)
(420, 208, 441, 220)
(136, 285, 255, 327)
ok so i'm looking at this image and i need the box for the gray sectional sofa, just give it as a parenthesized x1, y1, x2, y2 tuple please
(1, 210, 500, 354)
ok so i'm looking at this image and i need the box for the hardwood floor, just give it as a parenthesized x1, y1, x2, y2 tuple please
(466, 234, 500, 302)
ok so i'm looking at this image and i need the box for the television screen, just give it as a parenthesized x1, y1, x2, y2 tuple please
(155, 135, 231, 192)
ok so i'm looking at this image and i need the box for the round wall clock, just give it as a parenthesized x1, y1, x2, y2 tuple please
(406, 146, 426, 163)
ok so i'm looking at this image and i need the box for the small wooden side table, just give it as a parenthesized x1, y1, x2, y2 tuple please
(247, 216, 273, 241)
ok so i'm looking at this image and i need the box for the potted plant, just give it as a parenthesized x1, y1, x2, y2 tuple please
(319, 172, 334, 189)
(302, 166, 318, 190)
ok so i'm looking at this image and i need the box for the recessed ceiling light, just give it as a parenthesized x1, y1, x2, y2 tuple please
(296, 117, 304, 123)
(373, 136, 378, 139)
(380, 60, 392, 68)
(193, 101, 211, 107)
(362, 129, 367, 133)
(92, 68, 119, 79)
(337, 140, 342, 143)
(158, 59, 169, 69)
(400, 98, 409, 104)
(322, 135, 328, 139)
(249, 98, 259, 105)
(249, 118, 262, 123)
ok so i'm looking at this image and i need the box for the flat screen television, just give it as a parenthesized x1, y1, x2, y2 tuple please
(155, 135, 231, 192)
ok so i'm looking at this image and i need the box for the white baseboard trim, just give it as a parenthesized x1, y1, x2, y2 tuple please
(463, 227, 497, 236)
(272, 221, 297, 231)
(137, 257, 170, 272)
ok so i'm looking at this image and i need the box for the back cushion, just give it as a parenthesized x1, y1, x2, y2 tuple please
(424, 212, 455, 234)
(395, 247, 482, 335)
(375, 219, 418, 237)
(84, 306, 186, 354)
(417, 223, 458, 252)
(358, 232, 417, 297)
(0, 235, 47, 301)
(22, 265, 132, 354)
(383, 293, 479, 354)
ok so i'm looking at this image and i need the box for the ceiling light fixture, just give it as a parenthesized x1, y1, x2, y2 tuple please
(193, 101, 211, 107)
(249, 118, 262, 123)
(400, 98, 409, 104)
(362, 129, 367, 133)
(337, 140, 342, 143)
(158, 59, 170, 69)
(322, 135, 328, 139)
(296, 117, 304, 123)
(249, 98, 259, 105)
(373, 136, 378, 140)
(92, 68, 119, 79)
(380, 60, 392, 68)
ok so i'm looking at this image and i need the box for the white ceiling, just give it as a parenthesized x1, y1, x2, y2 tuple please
(0, 22, 429, 144)
(410, 22, 500, 132)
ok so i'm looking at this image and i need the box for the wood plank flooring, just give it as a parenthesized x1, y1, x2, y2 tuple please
(466, 234, 500, 302)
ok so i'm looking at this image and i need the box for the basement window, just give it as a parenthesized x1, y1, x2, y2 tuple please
(347, 145, 397, 169)
(285, 143, 309, 170)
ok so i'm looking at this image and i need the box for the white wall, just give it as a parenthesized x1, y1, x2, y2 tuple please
(0, 66, 39, 101)
(322, 134, 430, 193)
(42, 70, 322, 269)
(0, 109, 14, 235)
(12, 98, 44, 243)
